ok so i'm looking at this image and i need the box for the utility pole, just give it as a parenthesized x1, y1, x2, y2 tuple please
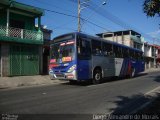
(77, 0, 91, 32)
(77, 0, 106, 32)
(78, 0, 81, 32)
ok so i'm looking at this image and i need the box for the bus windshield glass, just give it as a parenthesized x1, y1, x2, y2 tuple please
(50, 40, 75, 63)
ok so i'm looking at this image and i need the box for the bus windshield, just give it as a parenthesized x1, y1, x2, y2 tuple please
(50, 40, 75, 63)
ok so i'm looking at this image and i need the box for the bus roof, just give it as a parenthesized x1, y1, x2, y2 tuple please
(52, 32, 143, 53)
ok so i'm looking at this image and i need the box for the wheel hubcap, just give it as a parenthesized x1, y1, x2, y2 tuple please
(95, 73, 100, 81)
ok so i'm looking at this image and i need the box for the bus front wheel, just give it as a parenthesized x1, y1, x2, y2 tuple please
(93, 69, 102, 84)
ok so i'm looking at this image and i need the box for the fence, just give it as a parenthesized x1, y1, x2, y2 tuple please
(0, 26, 43, 41)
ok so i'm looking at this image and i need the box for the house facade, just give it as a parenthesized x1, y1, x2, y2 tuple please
(142, 42, 154, 69)
(96, 30, 143, 50)
(41, 26, 52, 74)
(142, 42, 160, 69)
(0, 0, 44, 76)
(154, 45, 160, 67)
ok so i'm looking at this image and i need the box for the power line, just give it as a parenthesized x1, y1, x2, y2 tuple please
(33, 0, 159, 45)
(44, 3, 150, 46)
(69, 0, 160, 44)
(82, 18, 111, 32)
(42, 7, 111, 32)
(89, 1, 160, 43)
(34, 0, 74, 14)
(54, 19, 77, 29)
(80, 0, 108, 30)
(42, 2, 139, 44)
(44, 9, 77, 18)
(85, 1, 132, 30)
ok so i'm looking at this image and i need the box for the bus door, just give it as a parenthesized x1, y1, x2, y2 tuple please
(77, 37, 91, 80)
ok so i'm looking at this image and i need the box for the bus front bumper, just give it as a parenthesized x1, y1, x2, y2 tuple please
(49, 70, 77, 80)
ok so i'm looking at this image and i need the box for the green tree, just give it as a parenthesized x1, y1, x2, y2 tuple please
(143, 0, 160, 17)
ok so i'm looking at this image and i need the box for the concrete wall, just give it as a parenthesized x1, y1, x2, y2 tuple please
(104, 37, 113, 42)
(123, 35, 131, 47)
(144, 45, 152, 57)
(104, 35, 132, 47)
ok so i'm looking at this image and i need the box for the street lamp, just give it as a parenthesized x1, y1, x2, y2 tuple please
(102, 1, 107, 5)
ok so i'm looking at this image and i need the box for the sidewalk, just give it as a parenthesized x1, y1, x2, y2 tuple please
(0, 68, 160, 89)
(0, 75, 67, 89)
(144, 67, 160, 73)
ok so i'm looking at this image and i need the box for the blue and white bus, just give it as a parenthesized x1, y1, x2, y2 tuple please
(49, 32, 145, 84)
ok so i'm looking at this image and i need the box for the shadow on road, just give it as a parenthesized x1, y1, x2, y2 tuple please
(134, 73, 148, 78)
(108, 75, 160, 115)
(137, 93, 160, 114)
(109, 93, 151, 115)
(61, 81, 90, 86)
(153, 75, 160, 82)
(61, 72, 149, 86)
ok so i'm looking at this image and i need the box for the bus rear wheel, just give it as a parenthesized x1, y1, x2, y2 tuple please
(93, 69, 102, 84)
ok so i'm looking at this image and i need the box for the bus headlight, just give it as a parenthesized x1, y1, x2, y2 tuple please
(49, 68, 53, 74)
(67, 65, 76, 73)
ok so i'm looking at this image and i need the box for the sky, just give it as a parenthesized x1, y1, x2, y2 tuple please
(16, 0, 160, 44)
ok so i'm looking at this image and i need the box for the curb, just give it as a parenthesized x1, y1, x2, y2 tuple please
(144, 68, 160, 73)
(0, 79, 68, 90)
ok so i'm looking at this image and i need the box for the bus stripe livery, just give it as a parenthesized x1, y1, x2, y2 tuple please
(49, 32, 145, 83)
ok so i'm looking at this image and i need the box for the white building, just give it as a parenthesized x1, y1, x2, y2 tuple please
(142, 42, 158, 69)
(96, 30, 143, 50)
(96, 30, 159, 69)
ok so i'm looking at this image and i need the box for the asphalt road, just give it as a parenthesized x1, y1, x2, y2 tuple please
(0, 71, 160, 116)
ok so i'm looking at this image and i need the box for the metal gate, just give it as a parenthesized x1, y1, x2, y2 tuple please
(10, 44, 39, 76)
(0, 44, 2, 76)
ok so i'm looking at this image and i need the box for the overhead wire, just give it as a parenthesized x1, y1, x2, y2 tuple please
(88, 1, 160, 43)
(31, 0, 159, 45)
(80, 0, 109, 31)
(68, 0, 144, 45)
(40, 1, 145, 46)
(41, 7, 111, 32)
(69, 0, 160, 44)
(34, 0, 75, 14)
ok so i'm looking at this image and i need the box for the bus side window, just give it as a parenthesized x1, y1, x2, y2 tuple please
(141, 53, 144, 61)
(137, 52, 142, 60)
(92, 39, 102, 56)
(122, 48, 129, 58)
(77, 37, 91, 60)
(135, 51, 140, 60)
(119, 47, 123, 58)
(113, 45, 122, 58)
(102, 42, 107, 56)
(129, 50, 135, 59)
(102, 42, 113, 57)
